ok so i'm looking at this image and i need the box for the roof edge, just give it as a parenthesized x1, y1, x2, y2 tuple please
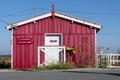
(6, 12, 102, 30)
(6, 12, 51, 30)
(55, 12, 102, 29)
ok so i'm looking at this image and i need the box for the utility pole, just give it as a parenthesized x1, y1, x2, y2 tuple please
(34, 2, 37, 17)
(34, 6, 37, 17)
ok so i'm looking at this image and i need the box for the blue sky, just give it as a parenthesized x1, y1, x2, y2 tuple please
(0, 0, 120, 54)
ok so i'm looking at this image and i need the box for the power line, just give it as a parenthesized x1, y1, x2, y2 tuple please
(0, 20, 10, 24)
(98, 32, 120, 35)
(0, 7, 120, 19)
(37, 8, 120, 16)
(56, 9, 120, 16)
(37, 7, 50, 11)
(0, 8, 34, 18)
(0, 7, 120, 34)
(0, 8, 50, 18)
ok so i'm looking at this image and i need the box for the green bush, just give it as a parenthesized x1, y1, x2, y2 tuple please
(0, 61, 11, 69)
(104, 57, 108, 68)
(98, 56, 108, 68)
(33, 62, 75, 70)
(78, 64, 86, 68)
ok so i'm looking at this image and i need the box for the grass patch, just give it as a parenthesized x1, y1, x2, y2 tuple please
(0, 55, 11, 69)
(33, 62, 75, 70)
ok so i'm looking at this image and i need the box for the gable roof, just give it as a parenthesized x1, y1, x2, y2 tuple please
(6, 12, 102, 31)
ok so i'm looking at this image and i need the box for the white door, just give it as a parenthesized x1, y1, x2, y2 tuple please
(45, 34, 62, 65)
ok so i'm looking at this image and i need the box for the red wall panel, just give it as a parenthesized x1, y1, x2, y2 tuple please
(12, 16, 96, 69)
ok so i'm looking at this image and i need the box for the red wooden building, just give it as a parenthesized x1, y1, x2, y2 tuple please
(6, 9, 102, 69)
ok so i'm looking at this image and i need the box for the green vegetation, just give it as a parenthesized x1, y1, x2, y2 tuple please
(103, 57, 109, 68)
(33, 62, 75, 70)
(98, 56, 108, 68)
(0, 55, 11, 69)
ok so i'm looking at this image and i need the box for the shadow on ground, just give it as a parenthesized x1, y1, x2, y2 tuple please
(62, 70, 120, 76)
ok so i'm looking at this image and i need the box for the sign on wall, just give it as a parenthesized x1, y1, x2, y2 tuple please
(17, 38, 33, 44)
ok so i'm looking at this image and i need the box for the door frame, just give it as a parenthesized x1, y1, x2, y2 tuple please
(44, 33, 62, 46)
(38, 46, 66, 67)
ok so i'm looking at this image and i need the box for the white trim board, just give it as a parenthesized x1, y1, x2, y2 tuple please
(38, 46, 66, 67)
(6, 12, 102, 30)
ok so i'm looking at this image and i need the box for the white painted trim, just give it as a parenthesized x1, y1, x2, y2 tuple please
(97, 54, 120, 68)
(11, 29, 13, 69)
(97, 53, 120, 56)
(37, 46, 66, 67)
(110, 60, 120, 62)
(55, 12, 102, 29)
(38, 47, 40, 67)
(63, 47, 66, 62)
(7, 13, 52, 29)
(45, 33, 62, 46)
(6, 12, 102, 30)
(95, 29, 97, 67)
(109, 66, 120, 68)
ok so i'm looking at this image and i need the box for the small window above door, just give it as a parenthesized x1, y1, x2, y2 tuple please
(45, 33, 62, 46)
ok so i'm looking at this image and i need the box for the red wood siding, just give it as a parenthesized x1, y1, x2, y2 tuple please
(12, 16, 95, 69)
